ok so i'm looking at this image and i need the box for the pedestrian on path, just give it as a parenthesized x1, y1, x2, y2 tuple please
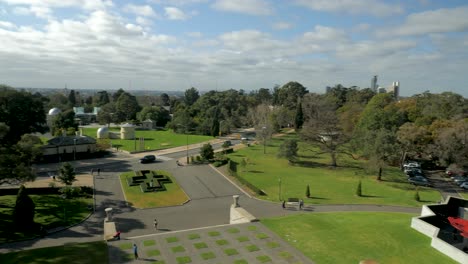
(133, 243, 139, 259)
(299, 199, 304, 210)
(97, 168, 101, 176)
(154, 219, 158, 230)
(90, 168, 94, 175)
(282, 200, 285, 209)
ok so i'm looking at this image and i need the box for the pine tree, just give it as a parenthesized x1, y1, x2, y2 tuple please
(13, 185, 35, 229)
(58, 162, 76, 186)
(356, 181, 362, 197)
(294, 101, 304, 130)
(306, 184, 310, 198)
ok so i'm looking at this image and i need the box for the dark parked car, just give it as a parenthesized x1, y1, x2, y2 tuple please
(140, 155, 156, 164)
(408, 177, 432, 187)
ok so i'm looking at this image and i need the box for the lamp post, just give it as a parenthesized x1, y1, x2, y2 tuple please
(177, 124, 190, 164)
(73, 138, 77, 160)
(186, 131, 189, 164)
(262, 126, 267, 154)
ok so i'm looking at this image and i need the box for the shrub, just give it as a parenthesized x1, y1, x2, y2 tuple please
(356, 181, 362, 197)
(13, 185, 35, 229)
(306, 184, 310, 198)
(414, 187, 420, 202)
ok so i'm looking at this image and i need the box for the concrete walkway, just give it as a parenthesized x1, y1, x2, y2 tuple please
(0, 143, 421, 257)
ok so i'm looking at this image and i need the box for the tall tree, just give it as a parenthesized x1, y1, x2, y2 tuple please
(160, 93, 170, 106)
(68, 89, 76, 106)
(277, 139, 298, 162)
(184, 87, 200, 106)
(94, 91, 110, 106)
(275, 81, 308, 110)
(51, 109, 77, 136)
(0, 86, 46, 144)
(13, 185, 35, 229)
(58, 162, 76, 186)
(363, 128, 400, 180)
(137, 106, 171, 127)
(301, 93, 349, 167)
(294, 102, 304, 130)
(115, 92, 141, 122)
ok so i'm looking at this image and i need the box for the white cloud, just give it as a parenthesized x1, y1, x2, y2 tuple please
(150, 0, 208, 6)
(212, 0, 272, 16)
(382, 6, 468, 36)
(187, 31, 202, 38)
(136, 16, 153, 26)
(294, 0, 403, 17)
(123, 4, 156, 17)
(0, 0, 113, 10)
(0, 21, 16, 29)
(164, 7, 189, 20)
(13, 5, 53, 19)
(273, 22, 293, 30)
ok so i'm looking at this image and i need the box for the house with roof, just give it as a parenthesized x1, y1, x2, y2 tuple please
(42, 135, 97, 162)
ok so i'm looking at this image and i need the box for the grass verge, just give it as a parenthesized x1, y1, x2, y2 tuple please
(262, 212, 458, 264)
(0, 241, 108, 264)
(0, 194, 92, 243)
(227, 133, 441, 206)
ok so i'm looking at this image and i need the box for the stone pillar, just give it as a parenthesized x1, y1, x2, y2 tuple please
(105, 207, 113, 222)
(232, 195, 240, 208)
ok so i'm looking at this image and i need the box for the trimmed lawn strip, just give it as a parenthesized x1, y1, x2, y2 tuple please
(227, 133, 441, 206)
(262, 212, 458, 264)
(171, 246, 185, 253)
(188, 233, 200, 240)
(266, 241, 279, 248)
(200, 252, 216, 260)
(256, 255, 272, 263)
(256, 233, 269, 239)
(119, 171, 189, 208)
(208, 231, 220, 237)
(82, 127, 212, 152)
(147, 249, 161, 257)
(224, 248, 239, 256)
(118, 242, 133, 250)
(0, 241, 108, 264)
(216, 239, 229, 246)
(0, 195, 92, 243)
(143, 239, 156, 246)
(227, 227, 240, 233)
(166, 236, 179, 243)
(176, 256, 192, 264)
(245, 244, 259, 252)
(193, 242, 208, 249)
(237, 236, 249, 242)
(247, 225, 257, 231)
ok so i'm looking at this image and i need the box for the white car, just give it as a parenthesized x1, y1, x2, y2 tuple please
(404, 162, 420, 169)
(460, 182, 468, 190)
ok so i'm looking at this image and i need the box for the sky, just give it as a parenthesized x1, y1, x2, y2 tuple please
(0, 0, 467, 97)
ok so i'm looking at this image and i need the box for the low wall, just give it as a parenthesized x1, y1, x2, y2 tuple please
(230, 205, 257, 224)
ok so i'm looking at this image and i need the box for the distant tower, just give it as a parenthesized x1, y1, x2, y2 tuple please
(391, 81, 400, 100)
(371, 75, 378, 92)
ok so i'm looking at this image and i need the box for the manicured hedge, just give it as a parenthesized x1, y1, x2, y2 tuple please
(227, 160, 265, 195)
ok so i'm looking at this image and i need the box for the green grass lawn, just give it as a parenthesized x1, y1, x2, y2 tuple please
(262, 212, 457, 264)
(0, 241, 108, 264)
(81, 127, 213, 152)
(119, 171, 189, 208)
(0, 195, 92, 243)
(227, 133, 441, 207)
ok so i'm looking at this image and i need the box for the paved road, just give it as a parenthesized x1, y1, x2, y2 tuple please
(0, 143, 422, 254)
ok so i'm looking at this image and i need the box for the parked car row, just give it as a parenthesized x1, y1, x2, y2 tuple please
(403, 161, 432, 187)
(449, 174, 468, 190)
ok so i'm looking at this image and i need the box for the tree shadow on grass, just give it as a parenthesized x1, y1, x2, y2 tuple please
(247, 170, 264, 173)
(360, 194, 383, 198)
(307, 196, 329, 200)
(290, 160, 329, 168)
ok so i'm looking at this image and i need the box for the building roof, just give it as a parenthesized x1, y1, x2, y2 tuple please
(48, 107, 61, 115)
(45, 135, 96, 147)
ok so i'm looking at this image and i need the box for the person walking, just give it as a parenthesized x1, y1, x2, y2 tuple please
(133, 243, 139, 259)
(299, 199, 304, 210)
(154, 219, 158, 230)
(282, 200, 285, 209)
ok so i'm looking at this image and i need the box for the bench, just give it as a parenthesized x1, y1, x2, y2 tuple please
(286, 198, 300, 208)
(103, 221, 117, 241)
